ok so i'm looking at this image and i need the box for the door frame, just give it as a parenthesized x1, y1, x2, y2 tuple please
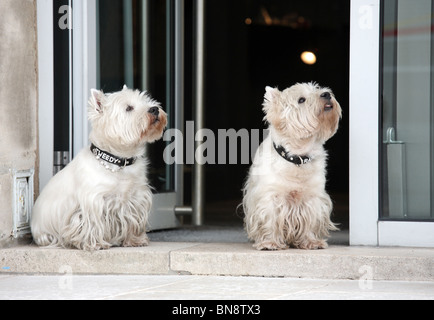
(37, 0, 96, 187)
(39, 0, 434, 246)
(37, 0, 54, 191)
(349, 0, 434, 247)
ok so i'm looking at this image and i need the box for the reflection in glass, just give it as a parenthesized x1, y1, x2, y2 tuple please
(381, 0, 434, 221)
(97, 0, 174, 193)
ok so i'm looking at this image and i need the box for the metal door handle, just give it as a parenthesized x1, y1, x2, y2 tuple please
(384, 127, 404, 144)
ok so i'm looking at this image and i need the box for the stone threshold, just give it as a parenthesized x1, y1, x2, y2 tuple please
(0, 242, 433, 281)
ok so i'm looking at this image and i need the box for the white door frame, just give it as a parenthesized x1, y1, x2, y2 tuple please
(37, 0, 54, 191)
(37, 0, 96, 189)
(349, 0, 434, 247)
(72, 0, 97, 157)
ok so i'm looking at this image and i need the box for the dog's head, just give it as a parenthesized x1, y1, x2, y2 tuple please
(263, 82, 342, 143)
(88, 86, 167, 152)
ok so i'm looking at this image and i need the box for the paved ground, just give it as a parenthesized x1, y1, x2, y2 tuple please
(1, 228, 433, 301)
(1, 274, 433, 300)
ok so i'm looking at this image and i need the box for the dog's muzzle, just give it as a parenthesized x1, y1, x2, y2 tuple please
(324, 103, 333, 112)
(321, 92, 333, 112)
(148, 107, 160, 124)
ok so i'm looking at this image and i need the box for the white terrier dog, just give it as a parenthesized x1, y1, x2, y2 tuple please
(31, 86, 167, 250)
(243, 82, 342, 250)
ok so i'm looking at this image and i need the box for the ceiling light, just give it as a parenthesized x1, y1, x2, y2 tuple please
(301, 51, 317, 65)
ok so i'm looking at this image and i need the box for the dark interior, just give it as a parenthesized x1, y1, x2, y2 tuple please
(96, 0, 350, 230)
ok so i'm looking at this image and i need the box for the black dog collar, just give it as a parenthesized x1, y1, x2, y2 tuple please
(91, 144, 137, 168)
(273, 143, 311, 166)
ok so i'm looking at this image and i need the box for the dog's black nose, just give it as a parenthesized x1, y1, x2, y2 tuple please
(320, 92, 331, 100)
(148, 107, 160, 116)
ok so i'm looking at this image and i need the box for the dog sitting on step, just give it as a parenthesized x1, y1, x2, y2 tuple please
(243, 82, 342, 250)
(31, 86, 167, 250)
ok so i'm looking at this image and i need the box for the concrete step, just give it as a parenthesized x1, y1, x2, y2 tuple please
(1, 243, 433, 281)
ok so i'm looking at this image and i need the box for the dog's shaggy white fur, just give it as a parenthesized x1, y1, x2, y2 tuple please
(243, 82, 342, 250)
(31, 86, 167, 250)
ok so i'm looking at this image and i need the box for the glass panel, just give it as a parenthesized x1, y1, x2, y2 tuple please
(381, 0, 434, 220)
(96, 0, 174, 193)
(53, 0, 72, 172)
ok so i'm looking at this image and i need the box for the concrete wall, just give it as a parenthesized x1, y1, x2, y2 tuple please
(0, 0, 38, 247)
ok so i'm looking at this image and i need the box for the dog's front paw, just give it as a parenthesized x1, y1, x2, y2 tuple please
(253, 241, 288, 251)
(295, 239, 328, 250)
(122, 234, 149, 247)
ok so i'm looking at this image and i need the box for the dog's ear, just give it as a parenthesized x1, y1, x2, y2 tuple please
(90, 89, 104, 114)
(263, 87, 280, 113)
(264, 86, 280, 104)
(262, 87, 281, 125)
(123, 84, 128, 91)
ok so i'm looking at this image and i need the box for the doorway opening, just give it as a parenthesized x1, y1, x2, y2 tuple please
(181, 0, 350, 235)
(95, 0, 350, 242)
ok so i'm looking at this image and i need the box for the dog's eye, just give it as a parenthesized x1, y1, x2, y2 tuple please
(126, 105, 134, 112)
(298, 97, 306, 104)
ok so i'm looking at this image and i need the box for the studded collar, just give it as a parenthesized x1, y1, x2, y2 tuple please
(273, 143, 312, 166)
(90, 144, 137, 169)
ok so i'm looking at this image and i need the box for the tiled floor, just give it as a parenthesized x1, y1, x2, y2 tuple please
(1, 274, 433, 300)
(148, 226, 349, 245)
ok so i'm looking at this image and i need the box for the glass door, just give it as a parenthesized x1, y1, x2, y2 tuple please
(96, 0, 183, 230)
(379, 0, 434, 246)
(38, 0, 183, 230)
(381, 0, 434, 221)
(350, 0, 434, 247)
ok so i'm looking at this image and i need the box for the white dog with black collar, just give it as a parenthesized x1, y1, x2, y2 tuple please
(31, 86, 167, 250)
(243, 83, 342, 250)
